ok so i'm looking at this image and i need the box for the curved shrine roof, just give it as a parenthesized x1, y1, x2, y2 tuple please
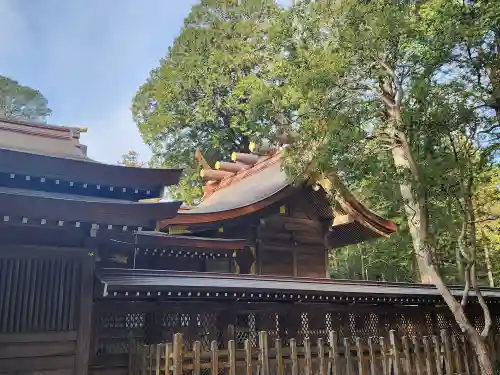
(160, 148, 396, 247)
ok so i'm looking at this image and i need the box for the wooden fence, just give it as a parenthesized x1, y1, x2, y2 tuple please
(130, 330, 500, 375)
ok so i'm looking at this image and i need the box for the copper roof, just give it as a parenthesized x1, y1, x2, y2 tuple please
(160, 149, 396, 246)
(97, 269, 500, 302)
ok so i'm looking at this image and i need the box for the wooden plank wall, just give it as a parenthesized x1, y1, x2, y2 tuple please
(0, 246, 94, 375)
(0, 331, 78, 375)
(257, 200, 327, 278)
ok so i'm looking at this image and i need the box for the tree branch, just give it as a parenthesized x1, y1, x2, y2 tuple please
(470, 214, 500, 224)
(461, 263, 472, 307)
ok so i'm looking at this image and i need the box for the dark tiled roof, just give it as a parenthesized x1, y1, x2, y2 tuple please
(97, 269, 500, 302)
(0, 186, 182, 227)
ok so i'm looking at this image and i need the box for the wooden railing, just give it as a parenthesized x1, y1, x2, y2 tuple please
(130, 330, 500, 375)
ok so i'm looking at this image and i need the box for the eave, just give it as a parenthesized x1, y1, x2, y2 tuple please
(0, 148, 182, 191)
(96, 269, 500, 304)
(0, 187, 182, 228)
(135, 231, 247, 250)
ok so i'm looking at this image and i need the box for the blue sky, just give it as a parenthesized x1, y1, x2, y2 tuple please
(0, 0, 199, 164)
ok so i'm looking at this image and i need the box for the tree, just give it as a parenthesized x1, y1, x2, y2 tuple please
(250, 1, 499, 373)
(118, 150, 147, 167)
(0, 75, 51, 122)
(132, 0, 281, 203)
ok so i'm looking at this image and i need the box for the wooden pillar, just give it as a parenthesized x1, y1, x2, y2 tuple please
(74, 250, 95, 375)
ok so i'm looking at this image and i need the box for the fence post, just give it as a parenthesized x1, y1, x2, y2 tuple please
(244, 339, 252, 375)
(156, 344, 161, 375)
(329, 331, 339, 375)
(355, 337, 363, 375)
(290, 338, 299, 375)
(318, 337, 326, 375)
(379, 337, 388, 375)
(276, 338, 284, 375)
(172, 333, 183, 375)
(412, 336, 423, 375)
(259, 331, 270, 375)
(401, 336, 411, 375)
(431, 335, 443, 375)
(193, 341, 201, 375)
(304, 337, 312, 375)
(459, 336, 471, 375)
(440, 330, 453, 375)
(422, 336, 433, 375)
(228, 339, 236, 375)
(210, 340, 218, 375)
(165, 343, 172, 375)
(389, 330, 401, 375)
(368, 338, 376, 375)
(344, 338, 352, 375)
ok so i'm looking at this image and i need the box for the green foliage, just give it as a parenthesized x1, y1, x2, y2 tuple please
(135, 0, 500, 283)
(132, 0, 281, 203)
(0, 75, 51, 122)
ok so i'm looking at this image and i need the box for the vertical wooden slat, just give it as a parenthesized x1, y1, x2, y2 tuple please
(488, 333, 496, 365)
(16, 258, 29, 332)
(460, 336, 471, 375)
(211, 340, 219, 375)
(290, 338, 299, 375)
(422, 336, 433, 375)
(26, 258, 39, 330)
(440, 330, 453, 375)
(276, 338, 285, 375)
(412, 336, 423, 375)
(244, 339, 252, 375)
(380, 337, 389, 375)
(259, 331, 270, 375)
(390, 330, 402, 375)
(355, 337, 364, 375)
(432, 335, 444, 375)
(329, 331, 340, 375)
(0, 259, 9, 331)
(318, 337, 326, 375)
(228, 339, 236, 375)
(155, 344, 162, 375)
(74, 254, 94, 375)
(368, 337, 376, 375)
(402, 336, 412, 375)
(68, 262, 79, 329)
(46, 258, 57, 330)
(193, 341, 201, 375)
(304, 337, 312, 375)
(56, 259, 67, 330)
(344, 338, 352, 375)
(33, 258, 46, 330)
(38, 258, 50, 329)
(173, 333, 183, 375)
(165, 343, 173, 375)
(7, 258, 20, 332)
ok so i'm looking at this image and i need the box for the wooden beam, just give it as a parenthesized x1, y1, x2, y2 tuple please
(231, 152, 259, 165)
(215, 161, 247, 173)
(200, 169, 234, 180)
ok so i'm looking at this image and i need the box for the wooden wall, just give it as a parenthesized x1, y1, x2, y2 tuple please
(256, 198, 328, 278)
(0, 245, 94, 375)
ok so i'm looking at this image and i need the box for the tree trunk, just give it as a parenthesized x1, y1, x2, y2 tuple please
(379, 66, 494, 375)
(391, 144, 431, 283)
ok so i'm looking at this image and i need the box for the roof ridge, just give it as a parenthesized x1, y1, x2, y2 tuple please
(202, 150, 282, 200)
